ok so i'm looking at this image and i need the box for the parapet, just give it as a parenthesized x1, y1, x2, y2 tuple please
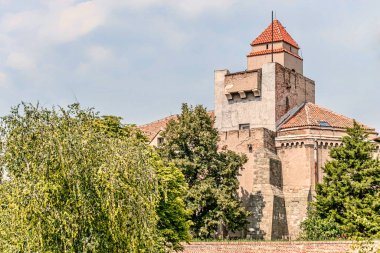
(224, 69, 262, 99)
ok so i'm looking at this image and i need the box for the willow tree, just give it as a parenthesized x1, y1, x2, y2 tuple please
(94, 115, 191, 251)
(0, 103, 160, 252)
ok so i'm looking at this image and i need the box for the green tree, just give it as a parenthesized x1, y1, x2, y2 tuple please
(0, 103, 160, 252)
(95, 115, 191, 251)
(159, 103, 249, 238)
(301, 121, 380, 240)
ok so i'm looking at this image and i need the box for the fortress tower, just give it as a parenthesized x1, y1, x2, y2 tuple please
(214, 19, 315, 132)
(140, 18, 379, 240)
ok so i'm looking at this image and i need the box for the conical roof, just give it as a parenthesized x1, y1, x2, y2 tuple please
(251, 19, 299, 49)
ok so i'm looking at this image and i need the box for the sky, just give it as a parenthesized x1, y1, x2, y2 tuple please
(0, 0, 379, 130)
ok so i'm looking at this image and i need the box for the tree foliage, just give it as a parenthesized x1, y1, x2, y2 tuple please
(301, 121, 380, 240)
(94, 115, 191, 251)
(0, 103, 189, 252)
(159, 103, 249, 238)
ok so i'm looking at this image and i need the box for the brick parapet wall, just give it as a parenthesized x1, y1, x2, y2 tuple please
(182, 241, 367, 253)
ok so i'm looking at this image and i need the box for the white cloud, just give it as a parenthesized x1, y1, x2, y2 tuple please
(87, 45, 113, 62)
(1, 11, 42, 32)
(0, 72, 9, 88)
(39, 1, 107, 43)
(169, 0, 238, 17)
(6, 53, 36, 71)
(77, 45, 121, 74)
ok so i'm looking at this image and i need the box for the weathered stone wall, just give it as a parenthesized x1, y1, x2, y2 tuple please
(218, 128, 287, 240)
(214, 63, 277, 131)
(224, 70, 261, 94)
(275, 128, 346, 238)
(182, 241, 360, 253)
(275, 64, 315, 121)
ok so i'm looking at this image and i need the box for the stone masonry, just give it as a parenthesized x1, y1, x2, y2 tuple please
(139, 18, 380, 240)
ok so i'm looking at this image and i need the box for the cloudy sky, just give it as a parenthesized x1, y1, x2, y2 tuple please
(0, 0, 379, 130)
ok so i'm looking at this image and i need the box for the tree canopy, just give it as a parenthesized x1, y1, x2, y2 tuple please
(301, 121, 380, 240)
(95, 114, 191, 251)
(0, 103, 189, 252)
(159, 103, 249, 238)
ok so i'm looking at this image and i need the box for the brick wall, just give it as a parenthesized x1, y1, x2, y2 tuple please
(182, 241, 355, 253)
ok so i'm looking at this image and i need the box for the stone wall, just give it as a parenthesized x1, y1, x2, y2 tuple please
(218, 128, 287, 240)
(275, 64, 315, 121)
(214, 63, 277, 131)
(182, 241, 359, 253)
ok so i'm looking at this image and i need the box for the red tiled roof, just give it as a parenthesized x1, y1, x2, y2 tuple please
(248, 48, 302, 60)
(139, 111, 215, 141)
(279, 103, 374, 130)
(138, 115, 178, 140)
(251, 19, 299, 49)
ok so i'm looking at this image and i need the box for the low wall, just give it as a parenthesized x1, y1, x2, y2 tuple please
(182, 241, 362, 253)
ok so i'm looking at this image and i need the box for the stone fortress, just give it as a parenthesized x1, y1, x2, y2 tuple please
(140, 19, 380, 239)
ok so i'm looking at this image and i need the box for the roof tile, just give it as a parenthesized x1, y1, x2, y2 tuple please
(251, 19, 299, 49)
(139, 112, 215, 141)
(280, 103, 374, 130)
(248, 48, 302, 60)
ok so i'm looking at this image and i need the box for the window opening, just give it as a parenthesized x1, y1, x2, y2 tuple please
(285, 97, 290, 111)
(318, 121, 331, 127)
(239, 123, 250, 130)
(157, 137, 165, 146)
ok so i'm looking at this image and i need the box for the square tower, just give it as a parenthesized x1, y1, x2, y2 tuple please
(214, 19, 315, 132)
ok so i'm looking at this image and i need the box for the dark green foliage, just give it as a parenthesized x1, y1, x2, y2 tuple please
(301, 121, 380, 240)
(159, 103, 249, 238)
(0, 103, 190, 252)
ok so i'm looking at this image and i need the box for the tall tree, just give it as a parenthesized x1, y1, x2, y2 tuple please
(95, 115, 191, 251)
(302, 121, 380, 239)
(0, 103, 177, 252)
(159, 103, 249, 238)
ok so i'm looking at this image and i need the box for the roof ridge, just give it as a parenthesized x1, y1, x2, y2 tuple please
(276, 102, 306, 130)
(280, 102, 375, 131)
(139, 114, 177, 128)
(251, 19, 300, 49)
(305, 102, 311, 125)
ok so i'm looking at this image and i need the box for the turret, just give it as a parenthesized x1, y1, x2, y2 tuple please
(247, 19, 303, 74)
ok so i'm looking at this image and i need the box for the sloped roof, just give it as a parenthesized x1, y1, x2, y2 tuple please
(251, 19, 299, 49)
(139, 111, 215, 141)
(138, 115, 177, 140)
(279, 102, 374, 131)
(247, 48, 302, 60)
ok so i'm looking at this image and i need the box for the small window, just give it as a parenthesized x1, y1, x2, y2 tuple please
(290, 46, 292, 52)
(248, 144, 253, 153)
(157, 137, 165, 146)
(266, 44, 269, 49)
(239, 123, 250, 130)
(318, 121, 331, 127)
(285, 97, 290, 111)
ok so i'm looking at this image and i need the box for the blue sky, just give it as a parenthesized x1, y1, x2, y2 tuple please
(0, 0, 379, 130)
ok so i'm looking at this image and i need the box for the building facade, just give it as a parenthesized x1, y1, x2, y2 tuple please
(140, 19, 380, 239)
